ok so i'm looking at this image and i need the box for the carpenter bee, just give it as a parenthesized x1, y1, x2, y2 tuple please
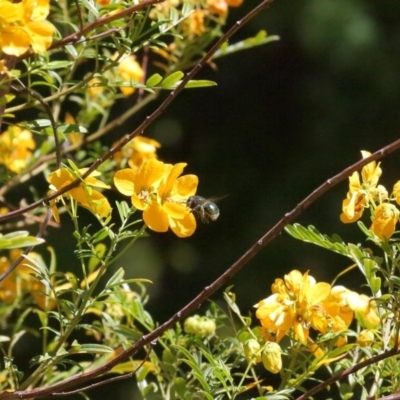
(186, 196, 221, 223)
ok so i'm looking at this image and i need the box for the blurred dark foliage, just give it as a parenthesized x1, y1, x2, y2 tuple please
(116, 0, 400, 319)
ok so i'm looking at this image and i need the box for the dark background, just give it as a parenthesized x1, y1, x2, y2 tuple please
(99, 1, 400, 396)
(113, 0, 400, 318)
(14, 0, 400, 398)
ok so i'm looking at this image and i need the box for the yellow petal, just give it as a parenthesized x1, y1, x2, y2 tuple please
(143, 202, 169, 232)
(169, 212, 196, 238)
(162, 163, 187, 194)
(173, 174, 198, 198)
(0, 26, 31, 56)
(370, 203, 399, 240)
(163, 202, 187, 219)
(137, 159, 165, 188)
(47, 168, 73, 189)
(307, 282, 331, 305)
(114, 169, 137, 196)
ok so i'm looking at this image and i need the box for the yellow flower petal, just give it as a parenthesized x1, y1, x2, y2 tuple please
(143, 202, 169, 232)
(161, 162, 187, 195)
(169, 212, 196, 238)
(174, 174, 199, 198)
(370, 203, 399, 240)
(163, 202, 187, 219)
(137, 158, 165, 188)
(47, 168, 73, 189)
(114, 169, 137, 196)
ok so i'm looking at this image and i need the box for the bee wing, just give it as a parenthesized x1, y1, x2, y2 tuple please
(204, 195, 229, 203)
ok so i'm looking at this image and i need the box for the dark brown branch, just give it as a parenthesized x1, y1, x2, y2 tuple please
(296, 348, 400, 400)
(52, 346, 152, 397)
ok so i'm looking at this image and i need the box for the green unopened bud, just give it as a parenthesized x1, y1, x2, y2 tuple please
(244, 339, 261, 364)
(184, 315, 216, 337)
(261, 342, 282, 374)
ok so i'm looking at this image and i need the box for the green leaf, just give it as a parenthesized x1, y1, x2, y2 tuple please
(41, 61, 73, 70)
(88, 243, 107, 272)
(146, 73, 163, 87)
(52, 123, 87, 135)
(183, 80, 217, 89)
(160, 71, 185, 88)
(70, 343, 113, 354)
(213, 30, 280, 60)
(105, 267, 125, 289)
(0, 231, 44, 250)
(173, 345, 212, 393)
(285, 223, 360, 258)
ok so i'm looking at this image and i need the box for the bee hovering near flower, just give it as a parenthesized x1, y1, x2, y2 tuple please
(186, 196, 226, 223)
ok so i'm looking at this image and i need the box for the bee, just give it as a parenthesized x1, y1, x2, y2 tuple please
(186, 196, 221, 223)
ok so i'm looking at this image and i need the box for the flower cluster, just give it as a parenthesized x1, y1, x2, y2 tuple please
(114, 159, 198, 237)
(150, 0, 244, 39)
(0, 0, 55, 56)
(0, 249, 52, 309)
(47, 167, 111, 222)
(0, 126, 35, 173)
(254, 270, 379, 345)
(341, 150, 400, 240)
(113, 135, 161, 170)
(184, 314, 216, 337)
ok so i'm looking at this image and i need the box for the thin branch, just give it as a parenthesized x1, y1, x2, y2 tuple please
(296, 348, 400, 400)
(11, 80, 61, 169)
(53, 346, 152, 397)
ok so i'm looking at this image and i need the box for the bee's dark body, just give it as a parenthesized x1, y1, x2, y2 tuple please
(186, 196, 220, 223)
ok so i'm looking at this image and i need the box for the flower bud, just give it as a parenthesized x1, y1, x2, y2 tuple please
(261, 342, 282, 374)
(244, 339, 261, 364)
(184, 315, 216, 337)
(357, 330, 374, 347)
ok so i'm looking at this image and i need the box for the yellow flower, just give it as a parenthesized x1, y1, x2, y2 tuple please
(117, 55, 144, 96)
(47, 167, 111, 222)
(357, 330, 375, 347)
(114, 159, 165, 210)
(370, 203, 399, 240)
(207, 0, 243, 15)
(114, 159, 199, 237)
(113, 135, 161, 169)
(0, 0, 54, 56)
(0, 249, 54, 309)
(146, 162, 198, 237)
(340, 150, 382, 224)
(65, 113, 83, 146)
(86, 77, 104, 99)
(96, 0, 111, 5)
(149, 0, 179, 20)
(0, 125, 35, 173)
(255, 271, 358, 345)
(185, 9, 207, 36)
(345, 292, 380, 328)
